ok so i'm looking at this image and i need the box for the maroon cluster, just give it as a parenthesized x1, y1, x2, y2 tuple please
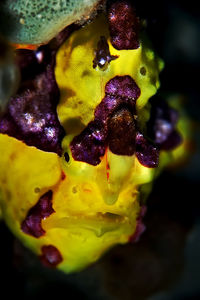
(147, 97, 182, 151)
(108, 108, 136, 155)
(136, 132, 159, 168)
(21, 190, 54, 238)
(0, 48, 65, 155)
(70, 121, 106, 165)
(108, 0, 140, 50)
(40, 245, 63, 268)
(70, 75, 159, 168)
(70, 75, 139, 165)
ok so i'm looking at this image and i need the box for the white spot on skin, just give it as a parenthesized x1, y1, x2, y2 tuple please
(23, 113, 46, 132)
(44, 127, 56, 140)
(99, 58, 106, 66)
(24, 112, 34, 125)
(34, 119, 45, 130)
(155, 120, 172, 143)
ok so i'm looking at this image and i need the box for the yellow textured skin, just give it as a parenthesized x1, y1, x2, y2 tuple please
(56, 15, 164, 133)
(0, 14, 187, 273)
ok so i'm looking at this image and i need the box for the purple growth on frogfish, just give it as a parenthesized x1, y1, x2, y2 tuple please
(21, 190, 54, 238)
(70, 121, 107, 166)
(70, 75, 141, 165)
(108, 107, 136, 155)
(0, 49, 65, 155)
(147, 97, 182, 151)
(136, 132, 159, 168)
(40, 245, 63, 268)
(108, 0, 140, 50)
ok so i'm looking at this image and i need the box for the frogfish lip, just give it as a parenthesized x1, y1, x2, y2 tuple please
(43, 211, 134, 238)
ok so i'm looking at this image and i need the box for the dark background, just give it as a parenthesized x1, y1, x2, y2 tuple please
(1, 1, 200, 299)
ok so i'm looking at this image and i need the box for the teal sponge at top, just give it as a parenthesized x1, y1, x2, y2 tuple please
(0, 0, 100, 45)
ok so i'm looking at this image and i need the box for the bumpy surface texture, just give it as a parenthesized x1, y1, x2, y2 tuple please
(0, 3, 188, 274)
(0, 0, 100, 45)
(108, 0, 140, 50)
(0, 48, 65, 155)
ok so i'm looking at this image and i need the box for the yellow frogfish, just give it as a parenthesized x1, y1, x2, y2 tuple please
(0, 1, 190, 273)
